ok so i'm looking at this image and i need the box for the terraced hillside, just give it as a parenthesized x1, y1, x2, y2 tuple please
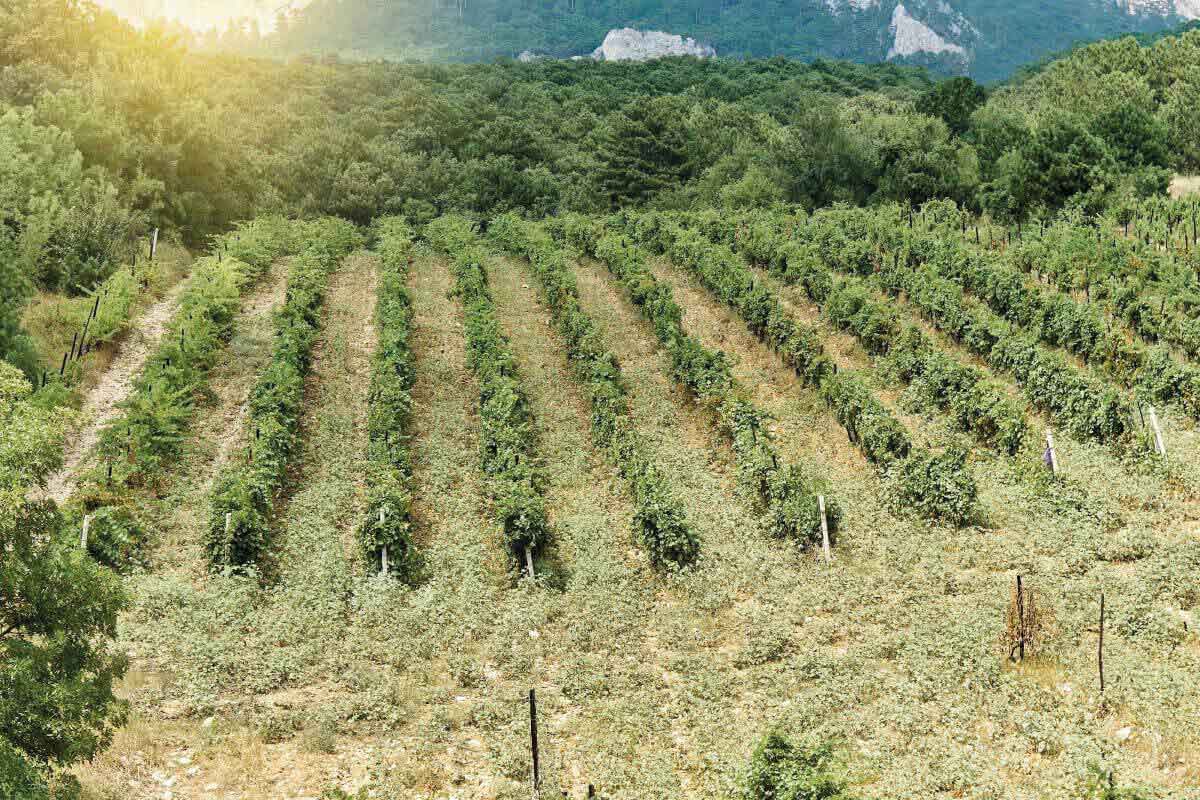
(32, 205, 1194, 800)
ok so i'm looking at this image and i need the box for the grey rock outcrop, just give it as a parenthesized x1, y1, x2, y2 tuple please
(591, 28, 716, 61)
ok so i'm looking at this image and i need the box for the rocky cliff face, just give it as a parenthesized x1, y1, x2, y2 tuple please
(591, 28, 717, 61)
(887, 4, 967, 59)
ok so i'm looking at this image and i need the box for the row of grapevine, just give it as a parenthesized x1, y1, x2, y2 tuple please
(1016, 202, 1200, 362)
(904, 224, 1200, 420)
(547, 214, 839, 544)
(358, 218, 420, 581)
(424, 215, 552, 568)
(489, 214, 698, 569)
(621, 213, 978, 526)
(206, 218, 362, 571)
(684, 210, 1028, 455)
(763, 205, 1133, 444)
(70, 217, 309, 568)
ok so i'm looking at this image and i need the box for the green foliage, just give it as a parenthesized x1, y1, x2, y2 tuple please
(207, 218, 361, 571)
(744, 732, 852, 800)
(0, 238, 38, 379)
(490, 214, 698, 569)
(359, 217, 420, 581)
(592, 95, 693, 209)
(916, 77, 986, 137)
(799, 204, 1136, 443)
(549, 214, 837, 546)
(426, 215, 552, 564)
(55, 218, 311, 574)
(894, 445, 977, 526)
(0, 363, 127, 798)
(907, 219, 1200, 420)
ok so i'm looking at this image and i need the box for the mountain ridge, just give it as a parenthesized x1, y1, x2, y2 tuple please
(259, 0, 1196, 80)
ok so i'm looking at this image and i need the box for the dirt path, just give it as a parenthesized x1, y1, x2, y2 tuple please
(40, 280, 191, 504)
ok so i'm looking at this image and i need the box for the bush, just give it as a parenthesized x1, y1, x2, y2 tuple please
(624, 212, 977, 526)
(744, 733, 853, 800)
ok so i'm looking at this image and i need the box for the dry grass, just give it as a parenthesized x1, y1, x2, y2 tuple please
(77, 244, 1200, 800)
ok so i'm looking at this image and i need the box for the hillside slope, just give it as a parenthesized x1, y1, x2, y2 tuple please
(267, 0, 1198, 80)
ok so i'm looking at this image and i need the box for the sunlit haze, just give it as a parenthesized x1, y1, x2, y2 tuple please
(92, 0, 297, 31)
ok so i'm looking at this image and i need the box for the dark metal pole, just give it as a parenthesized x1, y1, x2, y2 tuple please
(529, 689, 540, 796)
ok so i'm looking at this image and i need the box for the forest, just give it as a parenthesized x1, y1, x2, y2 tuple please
(2, 0, 1200, 797)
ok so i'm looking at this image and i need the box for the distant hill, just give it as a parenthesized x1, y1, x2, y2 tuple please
(261, 0, 1199, 81)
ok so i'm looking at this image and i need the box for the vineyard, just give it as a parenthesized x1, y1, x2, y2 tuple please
(0, 199, 1186, 799)
(5, 7, 1200, 798)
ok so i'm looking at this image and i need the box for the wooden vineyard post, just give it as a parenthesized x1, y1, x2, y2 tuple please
(379, 506, 388, 576)
(1044, 430, 1059, 475)
(1098, 591, 1106, 697)
(1147, 405, 1166, 457)
(81, 514, 92, 551)
(1015, 574, 1025, 662)
(529, 689, 541, 798)
(818, 495, 831, 566)
(525, 546, 535, 579)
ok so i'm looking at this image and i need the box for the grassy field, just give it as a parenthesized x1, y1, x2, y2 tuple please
(62, 230, 1200, 800)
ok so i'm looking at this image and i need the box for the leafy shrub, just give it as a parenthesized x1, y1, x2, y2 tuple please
(743, 733, 853, 800)
(892, 446, 976, 526)
(55, 219, 310, 572)
(693, 210, 1029, 454)
(80, 504, 145, 571)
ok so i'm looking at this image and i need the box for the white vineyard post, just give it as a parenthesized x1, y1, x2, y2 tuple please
(225, 512, 232, 540)
(81, 514, 92, 550)
(1045, 430, 1059, 475)
(818, 495, 831, 567)
(151, 228, 159, 261)
(1148, 405, 1166, 457)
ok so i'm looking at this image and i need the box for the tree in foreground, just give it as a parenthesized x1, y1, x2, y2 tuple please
(0, 363, 128, 798)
